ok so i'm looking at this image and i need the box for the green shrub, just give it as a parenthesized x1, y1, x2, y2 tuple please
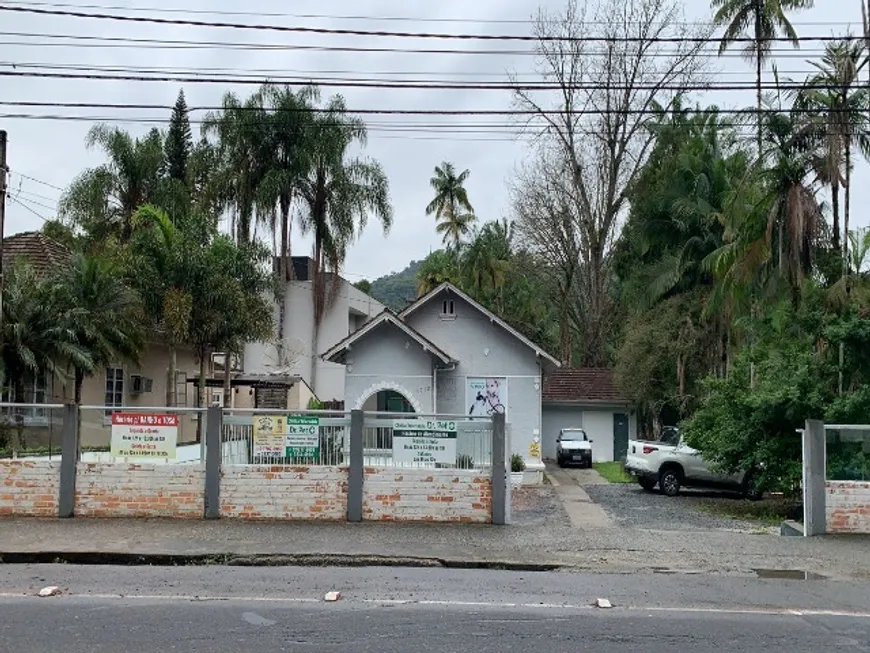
(510, 453, 526, 473)
(456, 454, 474, 469)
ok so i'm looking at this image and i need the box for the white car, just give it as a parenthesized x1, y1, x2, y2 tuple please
(556, 428, 593, 468)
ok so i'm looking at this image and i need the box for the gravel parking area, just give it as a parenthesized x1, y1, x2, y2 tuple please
(583, 483, 771, 532)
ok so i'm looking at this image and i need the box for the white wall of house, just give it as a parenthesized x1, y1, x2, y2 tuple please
(404, 294, 545, 468)
(542, 404, 637, 463)
(244, 276, 384, 403)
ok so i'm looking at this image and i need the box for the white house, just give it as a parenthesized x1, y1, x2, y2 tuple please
(243, 257, 385, 405)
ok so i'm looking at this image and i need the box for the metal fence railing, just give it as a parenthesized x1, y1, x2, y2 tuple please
(826, 426, 870, 482)
(362, 414, 494, 470)
(0, 403, 66, 460)
(222, 410, 350, 466)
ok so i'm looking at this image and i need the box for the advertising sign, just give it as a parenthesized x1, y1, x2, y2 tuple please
(110, 413, 178, 460)
(285, 416, 320, 458)
(392, 419, 458, 466)
(253, 415, 287, 457)
(466, 377, 507, 419)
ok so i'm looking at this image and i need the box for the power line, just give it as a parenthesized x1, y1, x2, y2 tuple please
(0, 31, 839, 58)
(2, 0, 865, 28)
(0, 5, 864, 44)
(7, 194, 48, 221)
(8, 171, 64, 191)
(2, 69, 863, 92)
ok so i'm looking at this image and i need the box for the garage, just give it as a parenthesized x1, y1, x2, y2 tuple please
(542, 368, 636, 463)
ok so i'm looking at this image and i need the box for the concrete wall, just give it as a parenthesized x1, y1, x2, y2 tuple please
(220, 465, 347, 520)
(0, 460, 59, 516)
(244, 279, 384, 403)
(406, 294, 542, 465)
(344, 322, 434, 414)
(74, 463, 205, 518)
(363, 468, 491, 522)
(827, 481, 870, 533)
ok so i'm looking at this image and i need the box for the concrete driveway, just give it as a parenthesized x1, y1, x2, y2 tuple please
(544, 466, 615, 530)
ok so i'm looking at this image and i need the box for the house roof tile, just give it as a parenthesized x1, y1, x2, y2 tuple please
(2, 231, 70, 276)
(542, 368, 629, 404)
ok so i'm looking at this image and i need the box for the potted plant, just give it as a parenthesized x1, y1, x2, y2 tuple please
(510, 453, 526, 487)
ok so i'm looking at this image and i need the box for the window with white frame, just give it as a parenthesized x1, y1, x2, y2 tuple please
(105, 366, 124, 415)
(1, 370, 47, 422)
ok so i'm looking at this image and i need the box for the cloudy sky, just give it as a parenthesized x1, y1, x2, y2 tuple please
(0, 0, 866, 282)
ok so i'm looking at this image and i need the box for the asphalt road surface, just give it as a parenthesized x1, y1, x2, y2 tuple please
(1, 566, 869, 652)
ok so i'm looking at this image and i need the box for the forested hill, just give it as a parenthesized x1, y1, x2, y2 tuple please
(363, 259, 422, 311)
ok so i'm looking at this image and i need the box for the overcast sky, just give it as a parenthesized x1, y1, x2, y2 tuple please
(1, 0, 867, 282)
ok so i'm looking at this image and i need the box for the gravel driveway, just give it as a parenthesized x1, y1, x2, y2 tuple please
(582, 483, 770, 532)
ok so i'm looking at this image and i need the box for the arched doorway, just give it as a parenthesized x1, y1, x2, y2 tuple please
(356, 384, 419, 452)
(361, 389, 416, 414)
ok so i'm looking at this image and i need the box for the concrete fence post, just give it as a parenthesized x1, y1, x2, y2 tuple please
(803, 419, 827, 536)
(204, 406, 223, 520)
(347, 409, 364, 523)
(58, 403, 79, 518)
(491, 412, 510, 525)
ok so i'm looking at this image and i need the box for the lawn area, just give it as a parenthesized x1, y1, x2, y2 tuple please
(593, 461, 634, 484)
(694, 497, 802, 525)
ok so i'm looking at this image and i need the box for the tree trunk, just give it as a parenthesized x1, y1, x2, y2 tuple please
(74, 367, 84, 459)
(223, 351, 233, 409)
(755, 6, 763, 162)
(832, 180, 841, 254)
(11, 378, 24, 457)
(166, 344, 177, 407)
(310, 234, 322, 395)
(844, 139, 852, 279)
(196, 351, 207, 443)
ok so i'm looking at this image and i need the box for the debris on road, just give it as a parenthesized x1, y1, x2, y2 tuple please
(595, 598, 613, 609)
(324, 591, 342, 602)
(37, 586, 61, 597)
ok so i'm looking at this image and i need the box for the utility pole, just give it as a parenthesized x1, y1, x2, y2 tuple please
(0, 130, 7, 331)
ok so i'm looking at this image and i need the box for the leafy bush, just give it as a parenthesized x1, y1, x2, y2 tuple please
(510, 453, 526, 473)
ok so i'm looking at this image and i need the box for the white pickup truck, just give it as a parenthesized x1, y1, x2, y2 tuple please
(624, 427, 759, 498)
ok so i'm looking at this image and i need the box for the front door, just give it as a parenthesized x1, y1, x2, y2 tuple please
(613, 413, 629, 461)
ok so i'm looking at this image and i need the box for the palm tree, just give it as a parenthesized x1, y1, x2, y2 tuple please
(416, 250, 459, 296)
(463, 220, 513, 307)
(712, 0, 814, 158)
(436, 211, 477, 251)
(60, 125, 166, 242)
(51, 253, 145, 406)
(426, 162, 476, 249)
(297, 94, 393, 390)
(797, 39, 870, 267)
(1, 259, 92, 453)
(128, 205, 195, 407)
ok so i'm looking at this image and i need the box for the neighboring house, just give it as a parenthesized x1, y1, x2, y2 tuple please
(322, 283, 561, 469)
(0, 232, 305, 448)
(243, 256, 385, 404)
(541, 368, 637, 463)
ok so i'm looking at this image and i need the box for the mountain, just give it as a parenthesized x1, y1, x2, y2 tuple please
(360, 260, 422, 311)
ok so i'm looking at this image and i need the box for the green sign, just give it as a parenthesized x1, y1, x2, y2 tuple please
(285, 416, 320, 458)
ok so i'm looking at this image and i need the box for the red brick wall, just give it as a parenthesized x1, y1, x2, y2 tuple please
(827, 481, 870, 533)
(363, 468, 492, 523)
(220, 465, 348, 520)
(75, 463, 205, 518)
(0, 461, 59, 517)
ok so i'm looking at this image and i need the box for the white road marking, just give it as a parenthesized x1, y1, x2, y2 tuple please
(1, 592, 869, 619)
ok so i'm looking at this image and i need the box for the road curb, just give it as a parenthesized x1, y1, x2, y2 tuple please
(0, 551, 565, 572)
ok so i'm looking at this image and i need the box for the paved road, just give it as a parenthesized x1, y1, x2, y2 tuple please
(1, 566, 870, 651)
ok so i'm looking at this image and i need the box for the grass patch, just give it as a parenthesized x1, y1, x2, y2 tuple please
(694, 498, 801, 525)
(593, 462, 634, 484)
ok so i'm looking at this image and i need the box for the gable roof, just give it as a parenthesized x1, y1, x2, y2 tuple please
(2, 231, 70, 276)
(321, 309, 455, 365)
(399, 283, 561, 367)
(543, 368, 628, 405)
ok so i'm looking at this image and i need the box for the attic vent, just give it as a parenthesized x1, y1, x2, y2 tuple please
(440, 299, 456, 319)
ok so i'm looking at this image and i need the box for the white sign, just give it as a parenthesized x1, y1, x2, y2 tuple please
(466, 377, 507, 419)
(110, 413, 178, 460)
(253, 415, 286, 457)
(392, 420, 458, 466)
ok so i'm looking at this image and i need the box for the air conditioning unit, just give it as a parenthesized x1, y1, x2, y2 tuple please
(130, 375, 153, 394)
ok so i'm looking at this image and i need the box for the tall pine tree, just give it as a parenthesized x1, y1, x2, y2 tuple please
(165, 89, 192, 183)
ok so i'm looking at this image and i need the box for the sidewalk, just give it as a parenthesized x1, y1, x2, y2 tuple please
(1, 487, 869, 579)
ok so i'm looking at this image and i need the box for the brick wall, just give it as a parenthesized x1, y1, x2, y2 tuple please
(827, 481, 870, 533)
(363, 468, 492, 523)
(221, 465, 348, 520)
(75, 463, 205, 518)
(0, 461, 60, 517)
